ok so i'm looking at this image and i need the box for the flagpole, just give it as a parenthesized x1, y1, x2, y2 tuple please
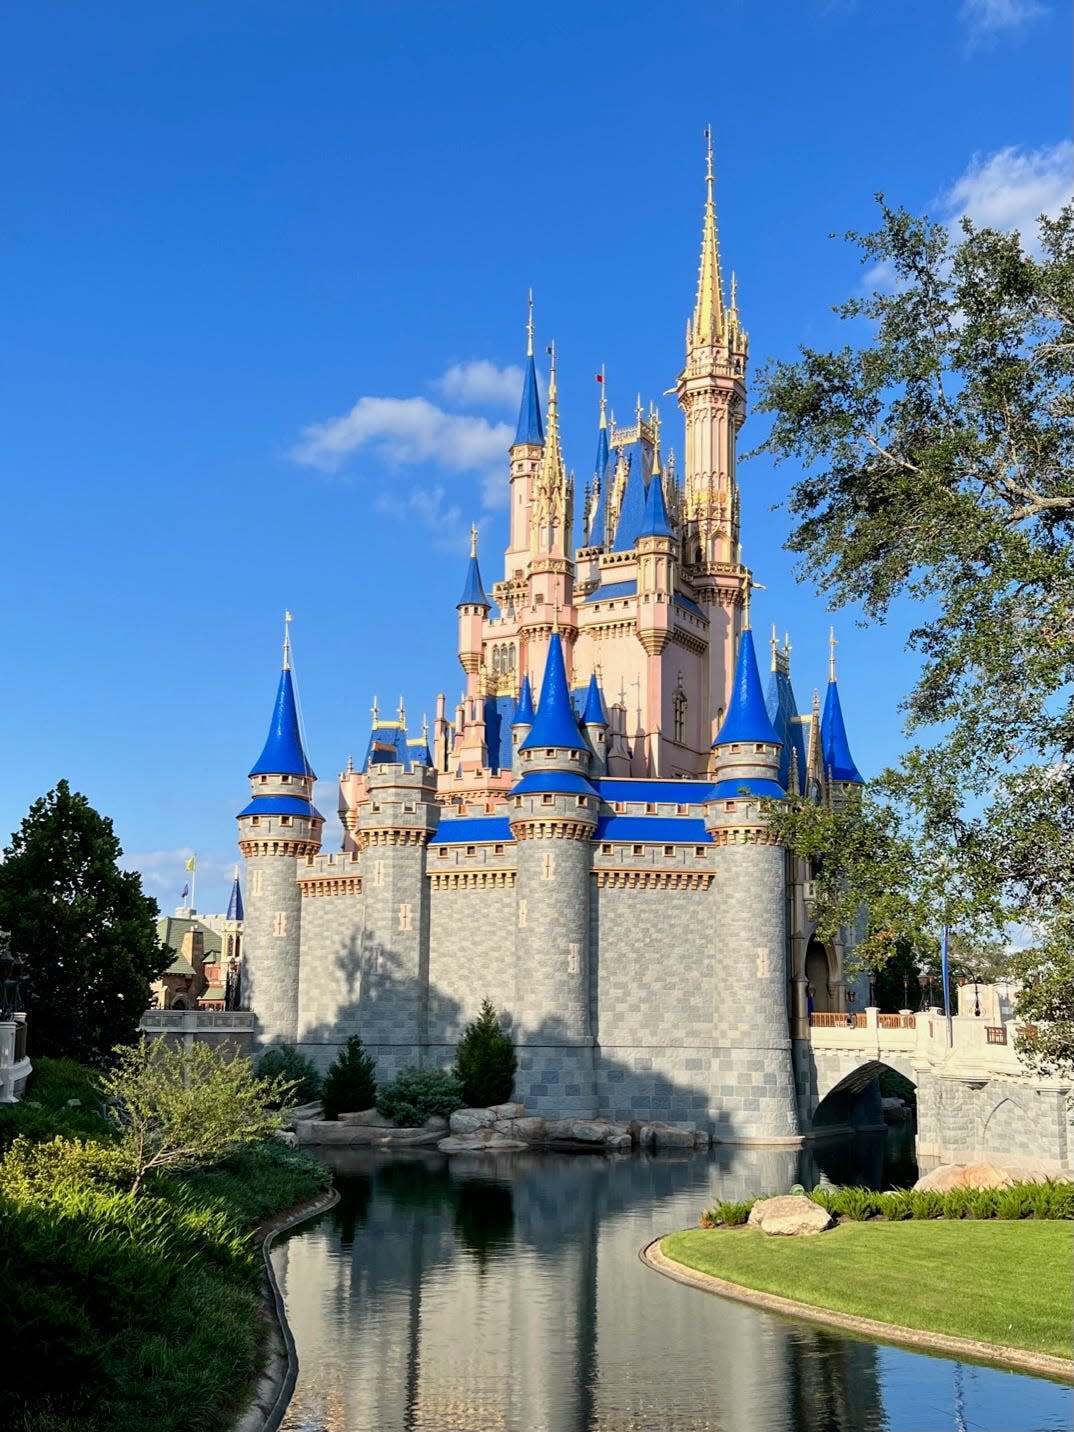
(941, 924, 952, 1047)
(191, 856, 197, 915)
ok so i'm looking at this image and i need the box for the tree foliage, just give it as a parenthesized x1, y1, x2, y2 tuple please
(257, 1044, 323, 1107)
(100, 1038, 288, 1193)
(754, 201, 1073, 1064)
(0, 781, 171, 1064)
(376, 1066, 465, 1127)
(321, 1036, 377, 1120)
(454, 998, 517, 1107)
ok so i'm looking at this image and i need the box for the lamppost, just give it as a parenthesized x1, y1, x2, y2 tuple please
(0, 933, 23, 1022)
(973, 971, 981, 1017)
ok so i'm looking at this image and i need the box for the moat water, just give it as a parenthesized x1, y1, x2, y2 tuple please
(274, 1133, 1071, 1432)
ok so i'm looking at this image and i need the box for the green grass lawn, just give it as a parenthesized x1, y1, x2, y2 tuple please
(662, 1221, 1074, 1361)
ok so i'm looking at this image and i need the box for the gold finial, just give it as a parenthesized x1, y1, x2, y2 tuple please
(690, 124, 725, 348)
(526, 289, 534, 357)
(635, 391, 643, 424)
(398, 694, 406, 727)
(771, 621, 779, 671)
(282, 610, 293, 671)
(469, 522, 478, 558)
(598, 364, 607, 428)
(829, 626, 838, 682)
(422, 713, 429, 742)
(371, 695, 379, 724)
(346, 754, 354, 773)
(743, 578, 751, 630)
(232, 863, 240, 881)
(651, 407, 662, 476)
(731, 270, 738, 312)
(553, 601, 560, 634)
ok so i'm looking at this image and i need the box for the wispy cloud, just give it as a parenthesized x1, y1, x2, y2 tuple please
(122, 848, 237, 909)
(375, 484, 476, 550)
(939, 141, 1072, 252)
(291, 395, 512, 478)
(433, 360, 523, 409)
(960, 0, 1045, 45)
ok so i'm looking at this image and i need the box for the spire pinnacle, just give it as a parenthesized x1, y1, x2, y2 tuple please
(282, 610, 293, 671)
(599, 364, 607, 428)
(771, 622, 779, 672)
(690, 125, 726, 347)
(829, 626, 838, 683)
(514, 294, 544, 446)
(526, 288, 534, 357)
(470, 522, 478, 558)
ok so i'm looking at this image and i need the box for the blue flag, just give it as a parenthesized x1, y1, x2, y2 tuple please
(180, 882, 189, 901)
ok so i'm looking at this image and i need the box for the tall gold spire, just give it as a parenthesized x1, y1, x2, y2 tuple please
(542, 341, 564, 478)
(690, 126, 726, 348)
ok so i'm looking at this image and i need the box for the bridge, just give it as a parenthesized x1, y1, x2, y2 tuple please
(800, 1003, 1072, 1173)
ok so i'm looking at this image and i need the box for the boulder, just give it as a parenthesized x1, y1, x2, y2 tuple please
(422, 1115, 449, 1133)
(487, 1102, 526, 1120)
(547, 1118, 611, 1144)
(339, 1109, 393, 1127)
(747, 1194, 833, 1237)
(914, 1161, 1014, 1192)
(632, 1121, 697, 1150)
(493, 1116, 546, 1142)
(449, 1108, 498, 1135)
(693, 1130, 712, 1149)
(438, 1131, 528, 1153)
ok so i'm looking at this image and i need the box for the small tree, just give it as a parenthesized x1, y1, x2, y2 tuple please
(321, 1036, 377, 1120)
(377, 1066, 464, 1127)
(100, 1037, 288, 1193)
(257, 1044, 322, 1106)
(454, 999, 517, 1108)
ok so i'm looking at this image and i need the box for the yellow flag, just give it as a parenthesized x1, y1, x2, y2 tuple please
(185, 856, 196, 872)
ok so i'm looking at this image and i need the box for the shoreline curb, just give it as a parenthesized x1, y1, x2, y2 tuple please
(232, 1187, 341, 1432)
(640, 1235, 1074, 1384)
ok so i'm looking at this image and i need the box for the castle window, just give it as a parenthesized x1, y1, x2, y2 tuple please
(632, 844, 644, 856)
(541, 793, 555, 806)
(614, 802, 626, 813)
(576, 796, 587, 807)
(281, 774, 290, 783)
(273, 911, 287, 937)
(514, 796, 522, 808)
(466, 845, 476, 856)
(676, 804, 688, 814)
(280, 816, 292, 827)
(494, 844, 504, 855)
(251, 816, 260, 826)
(673, 688, 687, 744)
(645, 803, 657, 814)
(725, 801, 735, 812)
(260, 775, 268, 784)
(694, 847, 706, 857)
(664, 846, 674, 857)
(546, 749, 555, 757)
(508, 646, 516, 672)
(492, 646, 501, 675)
(601, 843, 612, 854)
(437, 848, 448, 859)
(404, 802, 415, 814)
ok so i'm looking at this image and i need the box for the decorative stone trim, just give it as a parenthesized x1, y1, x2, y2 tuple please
(708, 827, 783, 846)
(299, 876, 363, 898)
(429, 870, 517, 890)
(671, 628, 708, 655)
(510, 819, 595, 840)
(356, 828, 430, 849)
(595, 869, 715, 890)
(238, 839, 321, 858)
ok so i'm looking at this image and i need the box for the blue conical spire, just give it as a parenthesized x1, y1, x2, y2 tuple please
(582, 672, 606, 726)
(250, 665, 316, 778)
(639, 467, 673, 539)
(513, 674, 535, 726)
(821, 633, 863, 783)
(586, 378, 610, 546)
(457, 525, 489, 607)
(520, 633, 587, 751)
(513, 293, 544, 447)
(713, 629, 782, 747)
(611, 451, 648, 550)
(226, 868, 244, 921)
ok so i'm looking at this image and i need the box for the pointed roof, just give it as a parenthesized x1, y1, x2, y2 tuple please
(513, 294, 544, 447)
(611, 451, 648, 550)
(250, 665, 316, 778)
(587, 397, 611, 546)
(457, 526, 489, 607)
(513, 674, 535, 726)
(226, 871, 244, 922)
(821, 680, 863, 784)
(520, 633, 588, 751)
(538, 343, 566, 498)
(582, 672, 606, 726)
(713, 629, 781, 747)
(639, 468, 673, 539)
(689, 127, 726, 348)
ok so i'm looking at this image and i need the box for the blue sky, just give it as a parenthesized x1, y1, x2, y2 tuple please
(2, 1, 1070, 915)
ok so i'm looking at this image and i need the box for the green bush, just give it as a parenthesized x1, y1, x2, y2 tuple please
(454, 998, 517, 1108)
(257, 1045, 322, 1106)
(322, 1037, 378, 1120)
(377, 1066, 465, 1127)
(704, 1179, 1074, 1228)
(0, 1057, 114, 1152)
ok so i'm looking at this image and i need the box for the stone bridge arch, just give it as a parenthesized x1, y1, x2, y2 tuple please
(797, 1048, 916, 1134)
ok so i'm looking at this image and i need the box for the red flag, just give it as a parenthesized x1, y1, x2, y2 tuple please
(595, 373, 603, 383)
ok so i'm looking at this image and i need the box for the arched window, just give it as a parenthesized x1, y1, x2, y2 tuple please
(492, 646, 501, 675)
(673, 688, 687, 744)
(508, 644, 516, 672)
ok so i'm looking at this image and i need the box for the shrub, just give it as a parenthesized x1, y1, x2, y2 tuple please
(377, 1066, 465, 1127)
(454, 998, 517, 1108)
(321, 1037, 378, 1120)
(701, 1180, 1073, 1228)
(257, 1045, 322, 1107)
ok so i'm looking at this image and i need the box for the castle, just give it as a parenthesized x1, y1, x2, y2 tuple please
(236, 144, 867, 1143)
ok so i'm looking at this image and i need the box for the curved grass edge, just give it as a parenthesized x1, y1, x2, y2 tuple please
(641, 1235, 1074, 1384)
(231, 1186, 341, 1432)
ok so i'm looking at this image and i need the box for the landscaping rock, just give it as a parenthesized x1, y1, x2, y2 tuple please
(438, 1131, 528, 1153)
(632, 1120, 697, 1150)
(493, 1116, 546, 1142)
(747, 1194, 833, 1237)
(693, 1130, 712, 1149)
(449, 1108, 498, 1135)
(487, 1102, 526, 1120)
(422, 1115, 449, 1133)
(914, 1161, 1014, 1192)
(338, 1108, 393, 1127)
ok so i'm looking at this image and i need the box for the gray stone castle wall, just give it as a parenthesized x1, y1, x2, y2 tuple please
(353, 838, 430, 1083)
(425, 883, 517, 1060)
(296, 890, 365, 1065)
(241, 853, 302, 1047)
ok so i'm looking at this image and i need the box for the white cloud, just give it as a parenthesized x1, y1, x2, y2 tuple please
(939, 141, 1073, 251)
(122, 848, 236, 908)
(433, 360, 523, 409)
(291, 395, 513, 479)
(960, 0, 1045, 44)
(312, 780, 345, 850)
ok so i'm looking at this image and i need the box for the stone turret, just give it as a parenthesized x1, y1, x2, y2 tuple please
(510, 631, 598, 1116)
(705, 627, 799, 1143)
(511, 675, 535, 769)
(820, 628, 864, 801)
(581, 672, 608, 775)
(238, 619, 323, 1049)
